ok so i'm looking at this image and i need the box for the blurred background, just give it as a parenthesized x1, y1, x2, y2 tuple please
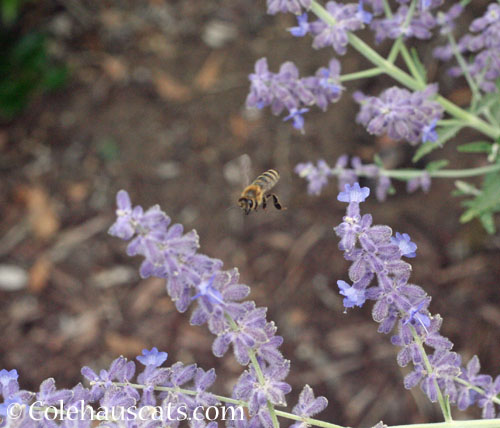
(0, 0, 499, 426)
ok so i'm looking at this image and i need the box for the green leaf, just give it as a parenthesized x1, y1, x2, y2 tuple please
(410, 48, 427, 83)
(454, 180, 480, 196)
(479, 212, 495, 234)
(413, 124, 463, 162)
(41, 66, 68, 90)
(373, 153, 384, 167)
(459, 171, 500, 234)
(426, 159, 449, 172)
(457, 141, 493, 153)
(472, 91, 499, 114)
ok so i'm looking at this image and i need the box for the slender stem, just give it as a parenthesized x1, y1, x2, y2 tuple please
(396, 0, 426, 85)
(454, 378, 500, 406)
(388, 38, 402, 63)
(330, 162, 500, 181)
(410, 325, 452, 421)
(308, 0, 500, 140)
(382, 0, 393, 17)
(225, 314, 280, 428)
(340, 67, 383, 82)
(447, 31, 480, 104)
(97, 381, 500, 428)
(400, 43, 425, 85)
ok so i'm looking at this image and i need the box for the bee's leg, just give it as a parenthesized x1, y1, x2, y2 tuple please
(262, 197, 267, 210)
(268, 194, 285, 210)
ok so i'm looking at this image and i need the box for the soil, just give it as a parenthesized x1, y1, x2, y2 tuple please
(1, 1, 499, 426)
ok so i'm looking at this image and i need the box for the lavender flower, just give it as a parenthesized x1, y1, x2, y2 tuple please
(267, 0, 312, 15)
(295, 160, 333, 195)
(337, 279, 367, 308)
(434, 3, 500, 92)
(290, 385, 328, 428)
(334, 183, 499, 417)
(391, 232, 417, 258)
(233, 360, 292, 427)
(246, 58, 343, 130)
(288, 13, 310, 37)
(137, 347, 168, 367)
(370, 2, 443, 43)
(108, 190, 329, 423)
(406, 173, 431, 193)
(355, 85, 444, 145)
(337, 182, 370, 203)
(309, 1, 366, 55)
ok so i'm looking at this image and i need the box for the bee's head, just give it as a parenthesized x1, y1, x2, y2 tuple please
(238, 197, 253, 215)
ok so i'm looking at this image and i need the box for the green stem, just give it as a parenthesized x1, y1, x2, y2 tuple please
(410, 326, 452, 421)
(388, 38, 402, 63)
(447, 31, 481, 105)
(454, 378, 500, 406)
(308, 0, 500, 140)
(396, 0, 426, 85)
(330, 162, 500, 180)
(225, 314, 280, 428)
(400, 43, 425, 85)
(340, 67, 383, 82)
(382, 0, 393, 17)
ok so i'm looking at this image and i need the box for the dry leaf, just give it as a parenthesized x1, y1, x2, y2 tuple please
(229, 114, 251, 140)
(154, 71, 191, 101)
(105, 332, 146, 357)
(102, 56, 128, 82)
(29, 256, 52, 293)
(449, 87, 472, 106)
(66, 182, 89, 203)
(194, 52, 224, 91)
(19, 186, 60, 240)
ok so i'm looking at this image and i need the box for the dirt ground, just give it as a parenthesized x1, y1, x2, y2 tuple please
(1, 1, 499, 426)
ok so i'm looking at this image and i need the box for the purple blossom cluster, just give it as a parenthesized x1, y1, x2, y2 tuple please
(334, 183, 500, 418)
(368, 1, 452, 44)
(107, 190, 328, 427)
(266, 0, 465, 45)
(0, 349, 221, 428)
(295, 155, 431, 201)
(267, 0, 311, 16)
(434, 2, 500, 92)
(354, 85, 444, 145)
(246, 58, 343, 131)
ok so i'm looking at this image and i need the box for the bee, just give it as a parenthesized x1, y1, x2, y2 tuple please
(238, 169, 285, 215)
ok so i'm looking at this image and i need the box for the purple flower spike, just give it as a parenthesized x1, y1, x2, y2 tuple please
(137, 347, 168, 367)
(355, 85, 444, 145)
(309, 1, 366, 55)
(289, 13, 310, 37)
(337, 280, 367, 308)
(337, 182, 370, 203)
(247, 58, 344, 130)
(391, 232, 417, 258)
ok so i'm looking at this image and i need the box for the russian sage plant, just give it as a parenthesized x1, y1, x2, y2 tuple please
(248, 0, 500, 233)
(1, 189, 499, 428)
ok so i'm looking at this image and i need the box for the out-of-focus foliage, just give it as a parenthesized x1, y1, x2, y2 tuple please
(0, 0, 68, 119)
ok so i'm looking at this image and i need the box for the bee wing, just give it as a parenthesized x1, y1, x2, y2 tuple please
(223, 154, 252, 187)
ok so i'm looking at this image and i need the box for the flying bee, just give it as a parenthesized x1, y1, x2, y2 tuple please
(238, 169, 285, 215)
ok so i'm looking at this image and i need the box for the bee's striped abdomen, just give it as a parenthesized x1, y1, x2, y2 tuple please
(252, 169, 280, 193)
